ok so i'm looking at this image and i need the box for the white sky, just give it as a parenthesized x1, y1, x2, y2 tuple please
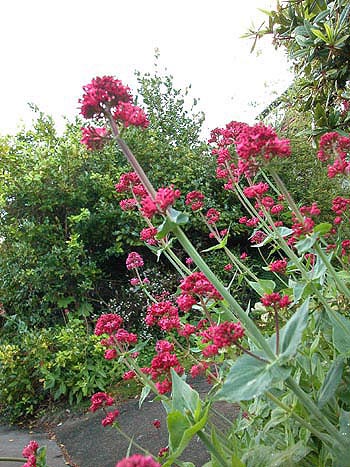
(1, 0, 293, 137)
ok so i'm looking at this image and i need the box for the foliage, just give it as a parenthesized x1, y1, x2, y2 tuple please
(79, 72, 350, 465)
(250, 0, 350, 135)
(0, 317, 122, 422)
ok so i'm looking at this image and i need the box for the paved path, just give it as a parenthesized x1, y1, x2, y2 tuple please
(0, 379, 239, 467)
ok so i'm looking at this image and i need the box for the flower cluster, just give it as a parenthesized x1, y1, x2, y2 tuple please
(115, 454, 161, 467)
(261, 293, 291, 310)
(317, 132, 350, 178)
(145, 300, 180, 331)
(126, 252, 144, 270)
(209, 121, 290, 186)
(185, 190, 205, 211)
(80, 76, 149, 150)
(177, 272, 222, 312)
(22, 441, 39, 467)
(200, 321, 244, 357)
(142, 340, 184, 394)
(94, 313, 137, 358)
(89, 392, 119, 427)
(81, 126, 109, 151)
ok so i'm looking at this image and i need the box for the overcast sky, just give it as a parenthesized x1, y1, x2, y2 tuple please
(1, 0, 292, 136)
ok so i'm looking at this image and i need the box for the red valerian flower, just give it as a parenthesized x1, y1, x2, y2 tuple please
(113, 102, 149, 129)
(126, 252, 144, 270)
(200, 321, 245, 353)
(261, 293, 291, 309)
(123, 370, 136, 380)
(243, 182, 269, 199)
(81, 126, 109, 150)
(22, 441, 39, 459)
(22, 455, 36, 467)
(80, 76, 132, 119)
(115, 172, 141, 193)
(155, 185, 181, 211)
(95, 314, 123, 336)
(89, 392, 115, 412)
(185, 190, 205, 211)
(102, 409, 120, 427)
(115, 454, 161, 467)
(140, 227, 158, 245)
(206, 208, 220, 224)
(269, 259, 287, 274)
(145, 301, 180, 331)
(317, 132, 350, 177)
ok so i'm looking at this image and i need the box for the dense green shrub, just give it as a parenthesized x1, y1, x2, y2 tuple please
(0, 318, 123, 422)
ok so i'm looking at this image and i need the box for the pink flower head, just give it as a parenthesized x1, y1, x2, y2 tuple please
(113, 101, 149, 129)
(115, 454, 161, 467)
(185, 257, 194, 265)
(261, 293, 291, 309)
(102, 409, 120, 427)
(200, 321, 245, 350)
(123, 370, 136, 380)
(80, 76, 132, 119)
(104, 349, 117, 360)
(90, 392, 115, 412)
(190, 361, 209, 378)
(115, 172, 140, 193)
(120, 198, 138, 211)
(243, 182, 269, 199)
(81, 126, 109, 150)
(22, 441, 39, 458)
(126, 252, 144, 270)
(240, 252, 248, 260)
(206, 208, 220, 224)
(155, 185, 181, 212)
(95, 314, 123, 336)
(178, 323, 197, 338)
(185, 191, 205, 211)
(224, 263, 233, 271)
(145, 301, 180, 331)
(179, 272, 222, 303)
(140, 227, 158, 245)
(141, 196, 158, 219)
(317, 132, 350, 178)
(269, 259, 287, 274)
(153, 419, 161, 429)
(332, 196, 350, 215)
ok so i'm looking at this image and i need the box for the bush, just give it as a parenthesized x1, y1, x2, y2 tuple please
(0, 318, 123, 422)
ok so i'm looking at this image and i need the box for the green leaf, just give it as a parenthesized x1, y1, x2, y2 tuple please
(278, 299, 309, 361)
(57, 296, 75, 308)
(201, 233, 228, 252)
(318, 357, 344, 408)
(248, 279, 275, 296)
(171, 369, 201, 419)
(333, 410, 350, 467)
(313, 222, 332, 235)
(296, 235, 317, 254)
(163, 407, 209, 467)
(156, 218, 175, 239)
(168, 207, 189, 225)
(139, 385, 151, 409)
(328, 311, 350, 356)
(214, 354, 291, 402)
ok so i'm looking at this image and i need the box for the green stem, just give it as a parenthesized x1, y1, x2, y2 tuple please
(285, 377, 346, 448)
(114, 425, 154, 457)
(314, 243, 350, 300)
(173, 225, 275, 360)
(265, 391, 333, 447)
(196, 431, 231, 467)
(0, 458, 26, 463)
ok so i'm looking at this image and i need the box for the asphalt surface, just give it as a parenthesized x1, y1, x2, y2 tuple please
(0, 379, 239, 467)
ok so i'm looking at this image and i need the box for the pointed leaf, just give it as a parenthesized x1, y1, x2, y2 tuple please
(214, 354, 291, 402)
(171, 369, 200, 417)
(327, 310, 350, 356)
(249, 279, 275, 296)
(318, 357, 344, 408)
